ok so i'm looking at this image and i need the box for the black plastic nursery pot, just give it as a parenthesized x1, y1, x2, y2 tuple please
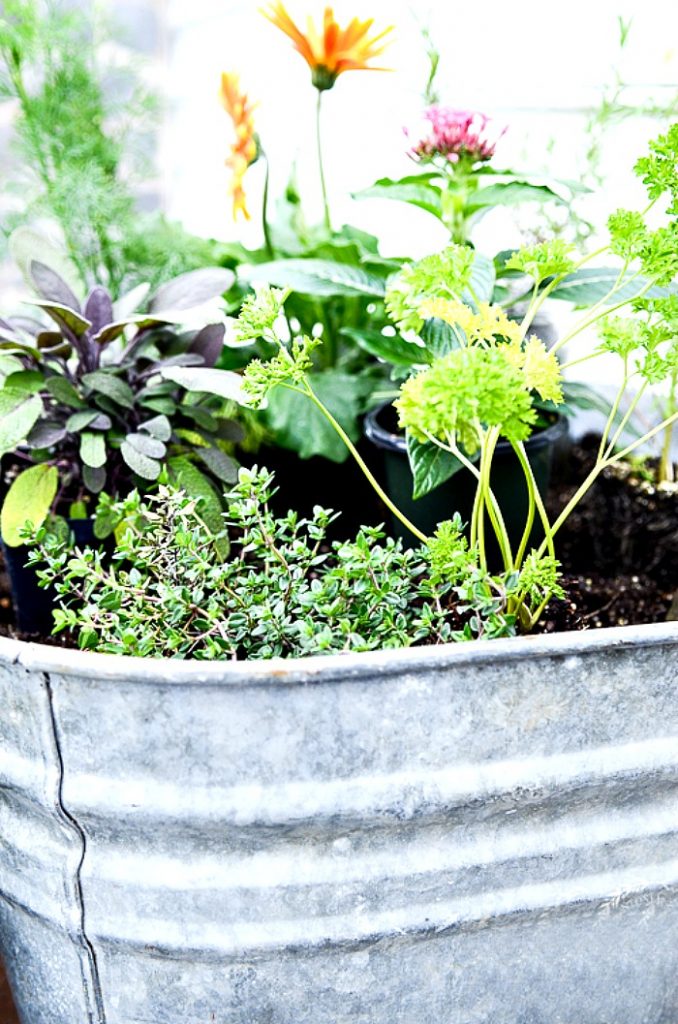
(364, 403, 568, 551)
(1, 517, 97, 636)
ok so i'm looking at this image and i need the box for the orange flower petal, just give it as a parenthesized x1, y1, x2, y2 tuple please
(262, 3, 393, 86)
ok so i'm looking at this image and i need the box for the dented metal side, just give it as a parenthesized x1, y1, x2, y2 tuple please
(1, 623, 678, 1023)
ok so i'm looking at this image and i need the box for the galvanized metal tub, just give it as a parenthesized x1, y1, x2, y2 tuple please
(1, 623, 678, 1024)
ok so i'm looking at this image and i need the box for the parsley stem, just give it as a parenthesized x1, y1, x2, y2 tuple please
(303, 386, 429, 545)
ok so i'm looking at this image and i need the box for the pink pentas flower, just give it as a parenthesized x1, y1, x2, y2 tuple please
(406, 106, 507, 165)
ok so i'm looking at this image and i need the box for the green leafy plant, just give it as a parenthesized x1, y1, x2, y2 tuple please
(355, 107, 583, 245)
(28, 466, 562, 657)
(0, 259, 241, 546)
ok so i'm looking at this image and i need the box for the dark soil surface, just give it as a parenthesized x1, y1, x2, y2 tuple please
(545, 433, 678, 630)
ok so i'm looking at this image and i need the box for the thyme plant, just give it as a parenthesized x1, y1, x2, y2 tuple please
(29, 469, 533, 657)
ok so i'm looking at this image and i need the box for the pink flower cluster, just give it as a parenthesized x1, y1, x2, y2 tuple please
(407, 107, 506, 165)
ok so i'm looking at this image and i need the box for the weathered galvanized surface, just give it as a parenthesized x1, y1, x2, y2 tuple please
(1, 623, 678, 1024)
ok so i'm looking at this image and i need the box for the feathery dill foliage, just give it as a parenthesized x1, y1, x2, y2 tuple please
(0, 0, 216, 292)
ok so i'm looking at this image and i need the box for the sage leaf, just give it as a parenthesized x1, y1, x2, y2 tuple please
(125, 432, 167, 460)
(197, 447, 238, 483)
(84, 287, 114, 335)
(80, 431, 106, 468)
(30, 260, 81, 310)
(26, 420, 67, 448)
(82, 371, 134, 408)
(29, 300, 91, 336)
(188, 323, 226, 367)
(149, 268, 234, 314)
(83, 464, 106, 493)
(121, 441, 162, 479)
(160, 366, 247, 403)
(45, 376, 85, 409)
(67, 410, 101, 433)
(140, 414, 172, 442)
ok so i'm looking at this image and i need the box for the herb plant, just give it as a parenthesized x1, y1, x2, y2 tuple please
(0, 259, 240, 546)
(29, 467, 558, 658)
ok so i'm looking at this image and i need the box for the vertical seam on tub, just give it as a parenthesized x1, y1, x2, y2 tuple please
(44, 671, 107, 1024)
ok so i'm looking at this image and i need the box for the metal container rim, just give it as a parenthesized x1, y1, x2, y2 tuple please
(1, 621, 677, 688)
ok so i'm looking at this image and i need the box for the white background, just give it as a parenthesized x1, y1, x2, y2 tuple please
(160, 0, 678, 256)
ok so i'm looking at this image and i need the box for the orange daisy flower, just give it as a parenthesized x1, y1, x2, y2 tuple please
(261, 3, 393, 91)
(220, 72, 259, 220)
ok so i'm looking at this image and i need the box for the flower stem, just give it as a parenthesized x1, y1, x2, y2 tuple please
(262, 154, 275, 259)
(316, 90, 332, 233)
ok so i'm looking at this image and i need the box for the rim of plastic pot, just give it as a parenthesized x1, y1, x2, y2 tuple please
(364, 403, 568, 454)
(1, 622, 677, 688)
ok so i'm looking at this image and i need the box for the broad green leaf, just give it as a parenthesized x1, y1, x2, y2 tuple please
(239, 259, 386, 298)
(407, 433, 466, 500)
(120, 440, 161, 480)
(160, 366, 247, 403)
(80, 432, 106, 468)
(1, 463, 58, 546)
(466, 182, 566, 213)
(69, 500, 88, 520)
(354, 176, 444, 220)
(341, 327, 426, 366)
(82, 371, 134, 409)
(45, 376, 84, 409)
(420, 318, 460, 358)
(0, 387, 30, 418)
(181, 405, 219, 431)
(263, 371, 370, 463)
(470, 253, 496, 302)
(549, 267, 677, 307)
(3, 370, 44, 395)
(139, 396, 177, 415)
(0, 393, 43, 455)
(149, 267, 234, 314)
